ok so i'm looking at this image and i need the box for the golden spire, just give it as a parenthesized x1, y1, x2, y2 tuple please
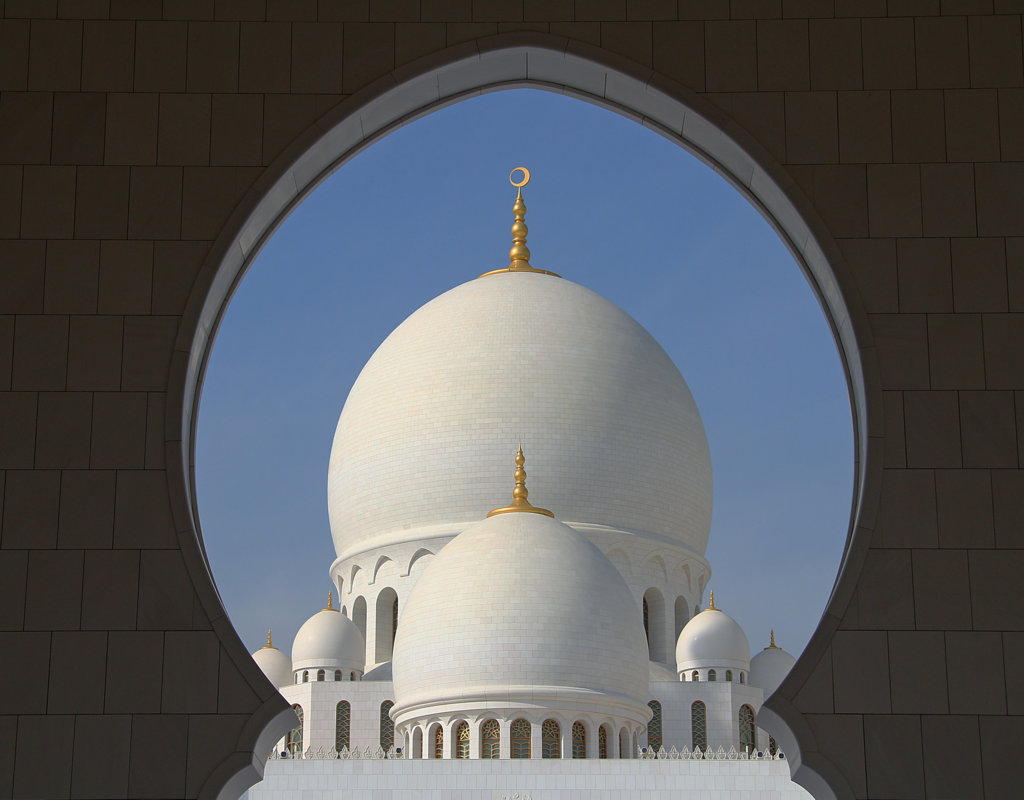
(261, 629, 274, 649)
(324, 591, 337, 612)
(479, 168, 560, 278)
(487, 445, 554, 518)
(708, 590, 718, 611)
(768, 629, 779, 649)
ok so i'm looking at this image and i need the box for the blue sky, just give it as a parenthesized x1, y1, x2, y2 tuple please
(196, 88, 853, 664)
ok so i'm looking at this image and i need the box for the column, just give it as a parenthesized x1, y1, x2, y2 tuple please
(499, 719, 511, 759)
(560, 720, 573, 759)
(530, 719, 542, 759)
(584, 720, 599, 759)
(469, 720, 481, 759)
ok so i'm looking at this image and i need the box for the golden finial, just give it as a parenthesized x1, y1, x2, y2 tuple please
(708, 590, 718, 611)
(487, 445, 554, 518)
(479, 168, 560, 279)
(261, 629, 274, 649)
(324, 591, 337, 612)
(769, 629, 779, 649)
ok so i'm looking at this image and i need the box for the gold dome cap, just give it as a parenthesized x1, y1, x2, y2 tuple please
(479, 168, 560, 278)
(487, 445, 554, 517)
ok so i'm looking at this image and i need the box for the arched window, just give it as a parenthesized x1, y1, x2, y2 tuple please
(455, 721, 470, 759)
(335, 701, 350, 752)
(708, 669, 717, 681)
(647, 701, 662, 752)
(643, 597, 650, 643)
(725, 669, 733, 681)
(510, 719, 530, 759)
(392, 595, 399, 643)
(769, 736, 778, 756)
(433, 726, 443, 759)
(572, 721, 586, 758)
(542, 719, 560, 758)
(740, 672, 745, 683)
(316, 669, 325, 681)
(691, 670, 699, 682)
(302, 670, 309, 683)
(739, 704, 756, 754)
(350, 671, 356, 681)
(598, 725, 608, 759)
(481, 719, 500, 759)
(334, 669, 342, 681)
(379, 700, 395, 750)
(286, 704, 303, 755)
(691, 701, 707, 752)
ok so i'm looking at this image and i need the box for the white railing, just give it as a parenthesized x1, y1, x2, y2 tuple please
(269, 744, 785, 762)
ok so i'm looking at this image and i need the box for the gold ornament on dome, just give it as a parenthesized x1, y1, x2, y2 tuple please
(479, 168, 561, 278)
(487, 445, 554, 518)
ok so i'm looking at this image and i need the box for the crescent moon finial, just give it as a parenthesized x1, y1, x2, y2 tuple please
(510, 167, 530, 188)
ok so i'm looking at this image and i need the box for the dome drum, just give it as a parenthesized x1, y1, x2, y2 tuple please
(675, 601, 752, 677)
(291, 602, 367, 675)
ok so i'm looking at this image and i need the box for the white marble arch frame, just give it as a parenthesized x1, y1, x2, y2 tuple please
(166, 31, 881, 800)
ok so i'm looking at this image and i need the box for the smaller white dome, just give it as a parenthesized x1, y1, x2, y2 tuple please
(252, 633, 292, 688)
(749, 635, 796, 697)
(292, 601, 365, 673)
(649, 661, 678, 682)
(676, 598, 750, 674)
(362, 661, 392, 681)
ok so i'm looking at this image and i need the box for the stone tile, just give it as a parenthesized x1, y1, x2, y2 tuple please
(0, 166, 24, 240)
(951, 238, 1007, 312)
(913, 548, 972, 630)
(867, 164, 922, 237)
(128, 714, 187, 799)
(70, 714, 131, 799)
(864, 715, 925, 800)
(0, 242, 45, 314)
(883, 391, 907, 467)
(158, 94, 211, 166)
(946, 88, 1000, 162)
(25, 549, 83, 630)
(185, 714, 251, 797)
(138, 550, 195, 630)
(180, 165, 261, 240)
(58, 470, 115, 548)
(210, 93, 264, 166)
(837, 91, 891, 163)
(946, 631, 1007, 714)
(82, 549, 139, 630)
(1005, 633, 1024, 714)
(44, 240, 99, 314)
(12, 715, 74, 799)
(803, 713, 866, 797)
(959, 390, 1017, 467)
(0, 547, 28, 630)
(998, 88, 1024, 161)
(785, 91, 838, 164)
(261, 93, 321, 162)
(794, 646, 833, 713)
(927, 314, 984, 389)
(970, 549, 1024, 630)
(90, 392, 147, 468)
(976, 163, 1024, 237)
(99, 240, 154, 314)
(134, 21, 188, 92)
(113, 470, 177, 549)
(863, 17, 917, 90)
(105, 93, 159, 165)
(105, 631, 163, 712)
(291, 21, 345, 93)
(51, 92, 105, 165)
(74, 166, 131, 239)
(969, 14, 1023, 88)
(0, 393, 37, 469)
(0, 92, 53, 165)
(0, 316, 12, 391)
(935, 469, 993, 547)
(187, 20, 239, 92)
(0, 632, 50, 713)
(833, 630, 890, 713)
(920, 164, 976, 237)
(706, 20, 757, 92)
(28, 19, 82, 90)
(845, 548, 914, 630)
(788, 164, 869, 236)
(395, 21, 447, 68)
(979, 716, 1024, 797)
(152, 241, 208, 315)
(915, 15, 969, 89)
(755, 19, 808, 90)
(838, 238, 897, 313)
(922, 715, 984, 800)
(66, 315, 123, 391)
(128, 166, 184, 239)
(146, 393, 166, 468)
(808, 18, 861, 90)
(1009, 238, 1024, 311)
(21, 165, 76, 239)
(889, 631, 947, 713)
(216, 0, 270, 18)
(0, 20, 31, 90)
(239, 21, 291, 92)
(35, 391, 91, 469)
(0, 716, 12, 798)
(2, 469, 60, 549)
(868, 313, 929, 389)
(162, 630, 221, 712)
(897, 239, 952, 312)
(992, 469, 1024, 548)
(164, 0, 216, 19)
(81, 19, 135, 91)
(121, 315, 177, 391)
(47, 630, 106, 713)
(904, 390, 962, 467)
(981, 314, 1024, 388)
(892, 90, 946, 163)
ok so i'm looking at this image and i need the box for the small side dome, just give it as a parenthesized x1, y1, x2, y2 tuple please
(649, 660, 678, 682)
(749, 631, 796, 696)
(362, 661, 392, 681)
(251, 630, 292, 688)
(676, 593, 751, 674)
(292, 593, 366, 674)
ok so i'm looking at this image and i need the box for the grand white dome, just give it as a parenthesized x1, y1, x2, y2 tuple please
(676, 602, 751, 673)
(391, 509, 650, 724)
(291, 605, 366, 674)
(327, 271, 712, 562)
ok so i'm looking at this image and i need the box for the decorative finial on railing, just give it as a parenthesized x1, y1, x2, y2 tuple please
(487, 445, 554, 518)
